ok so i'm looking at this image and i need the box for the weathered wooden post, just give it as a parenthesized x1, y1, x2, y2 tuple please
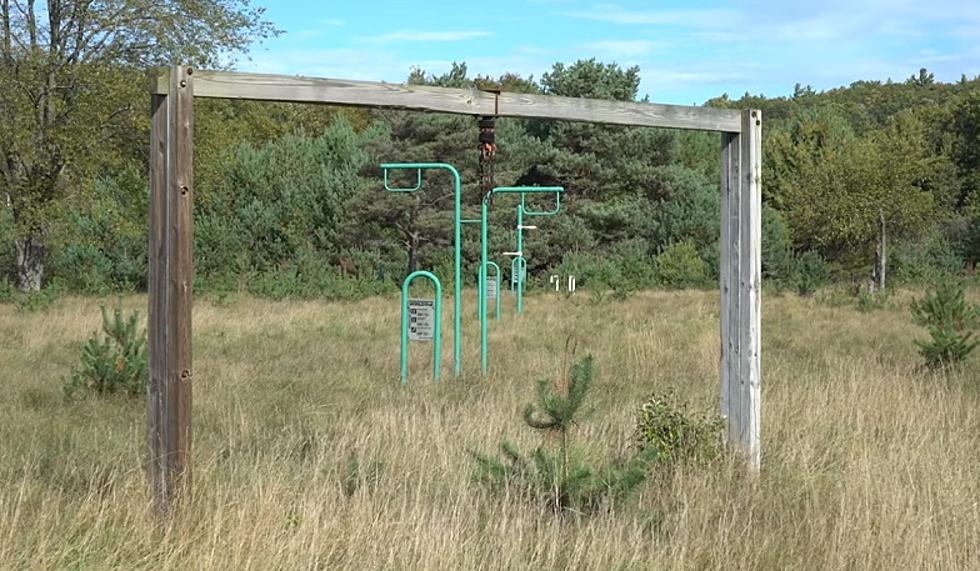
(148, 65, 195, 511)
(720, 109, 762, 472)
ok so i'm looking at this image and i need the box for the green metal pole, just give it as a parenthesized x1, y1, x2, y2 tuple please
(511, 203, 519, 291)
(512, 191, 562, 315)
(452, 169, 461, 378)
(485, 261, 501, 320)
(381, 163, 462, 378)
(480, 186, 563, 376)
(400, 271, 442, 384)
(516, 200, 525, 315)
(480, 195, 489, 376)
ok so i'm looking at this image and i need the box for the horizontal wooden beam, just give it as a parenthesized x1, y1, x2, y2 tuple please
(150, 69, 742, 133)
(496, 92, 741, 132)
(152, 69, 496, 116)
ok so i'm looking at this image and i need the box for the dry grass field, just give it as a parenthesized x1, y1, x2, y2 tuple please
(0, 288, 978, 570)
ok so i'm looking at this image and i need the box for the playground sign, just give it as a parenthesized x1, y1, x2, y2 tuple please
(408, 299, 436, 341)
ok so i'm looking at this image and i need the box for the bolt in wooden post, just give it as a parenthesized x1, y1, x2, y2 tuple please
(148, 65, 194, 511)
(720, 110, 762, 472)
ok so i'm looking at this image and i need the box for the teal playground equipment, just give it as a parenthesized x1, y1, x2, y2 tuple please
(480, 186, 564, 375)
(509, 257, 526, 292)
(484, 260, 501, 321)
(510, 193, 562, 315)
(400, 271, 442, 384)
(382, 163, 464, 378)
(382, 164, 563, 379)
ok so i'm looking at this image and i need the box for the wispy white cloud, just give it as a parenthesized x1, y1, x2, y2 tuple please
(580, 39, 670, 59)
(291, 18, 346, 40)
(357, 30, 492, 44)
(560, 5, 740, 28)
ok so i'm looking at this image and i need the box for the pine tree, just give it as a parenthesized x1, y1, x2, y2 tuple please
(64, 304, 147, 398)
(911, 279, 979, 369)
(471, 354, 658, 515)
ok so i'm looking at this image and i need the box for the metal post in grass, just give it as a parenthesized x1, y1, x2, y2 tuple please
(485, 261, 501, 321)
(400, 271, 442, 383)
(511, 193, 562, 315)
(510, 255, 526, 292)
(480, 186, 563, 375)
(382, 163, 463, 378)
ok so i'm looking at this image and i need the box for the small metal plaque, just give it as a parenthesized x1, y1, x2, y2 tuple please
(408, 298, 435, 341)
(486, 278, 497, 299)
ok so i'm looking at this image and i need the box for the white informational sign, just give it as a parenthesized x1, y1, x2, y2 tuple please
(408, 299, 435, 341)
(486, 278, 497, 299)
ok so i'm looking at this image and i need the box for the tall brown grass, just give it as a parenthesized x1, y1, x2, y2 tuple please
(0, 289, 977, 569)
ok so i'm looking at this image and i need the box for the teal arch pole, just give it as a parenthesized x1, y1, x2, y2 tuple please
(480, 186, 563, 376)
(515, 202, 524, 313)
(485, 261, 501, 321)
(400, 271, 442, 384)
(382, 163, 463, 378)
(514, 192, 562, 314)
(510, 256, 526, 292)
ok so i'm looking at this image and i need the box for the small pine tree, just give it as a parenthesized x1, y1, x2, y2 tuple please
(65, 304, 148, 398)
(471, 354, 659, 515)
(910, 280, 979, 369)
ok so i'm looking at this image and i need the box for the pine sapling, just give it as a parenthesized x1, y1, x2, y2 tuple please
(65, 304, 148, 398)
(471, 354, 660, 515)
(911, 280, 979, 369)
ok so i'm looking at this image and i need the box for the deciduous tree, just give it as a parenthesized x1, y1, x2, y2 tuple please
(0, 0, 276, 290)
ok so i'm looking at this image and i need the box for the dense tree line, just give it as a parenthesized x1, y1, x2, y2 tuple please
(1, 5, 977, 298)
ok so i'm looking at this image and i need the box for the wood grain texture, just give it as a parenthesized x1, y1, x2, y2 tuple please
(719, 132, 739, 430)
(738, 109, 762, 473)
(147, 91, 166, 506)
(720, 112, 763, 473)
(497, 92, 742, 132)
(147, 65, 194, 511)
(149, 69, 741, 132)
(182, 70, 495, 116)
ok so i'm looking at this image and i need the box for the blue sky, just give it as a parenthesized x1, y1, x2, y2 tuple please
(240, 1, 980, 105)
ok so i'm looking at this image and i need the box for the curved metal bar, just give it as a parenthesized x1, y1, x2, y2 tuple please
(382, 162, 462, 378)
(516, 258, 529, 314)
(382, 166, 422, 192)
(400, 270, 442, 384)
(485, 261, 501, 321)
(520, 191, 562, 216)
(511, 256, 527, 303)
(479, 185, 565, 375)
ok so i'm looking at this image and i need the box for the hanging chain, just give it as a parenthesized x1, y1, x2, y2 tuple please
(478, 116, 496, 204)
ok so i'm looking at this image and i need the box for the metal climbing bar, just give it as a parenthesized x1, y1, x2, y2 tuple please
(511, 189, 563, 314)
(382, 166, 423, 192)
(509, 255, 526, 291)
(400, 271, 442, 384)
(381, 163, 464, 378)
(485, 261, 501, 321)
(479, 186, 564, 376)
(520, 191, 562, 216)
